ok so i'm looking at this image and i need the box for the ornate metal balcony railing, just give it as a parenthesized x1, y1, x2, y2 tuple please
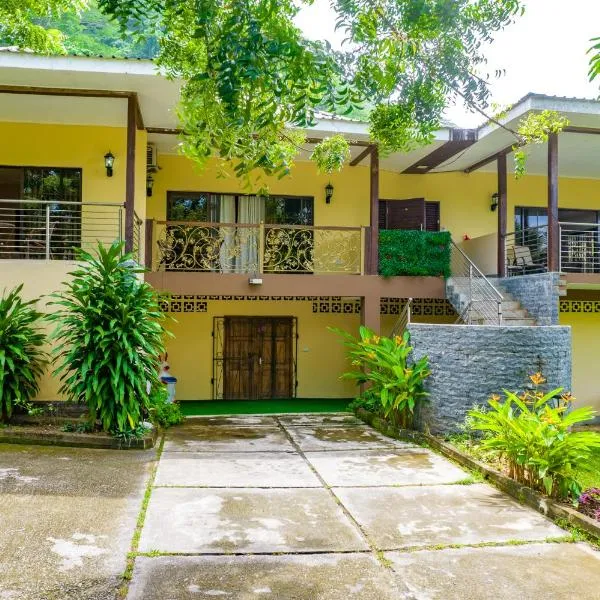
(0, 199, 125, 260)
(151, 221, 365, 275)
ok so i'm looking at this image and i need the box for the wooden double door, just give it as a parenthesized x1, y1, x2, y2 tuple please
(223, 317, 295, 400)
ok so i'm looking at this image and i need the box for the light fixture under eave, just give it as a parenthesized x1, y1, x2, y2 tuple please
(491, 192, 499, 212)
(325, 182, 334, 204)
(146, 173, 154, 197)
(104, 151, 115, 177)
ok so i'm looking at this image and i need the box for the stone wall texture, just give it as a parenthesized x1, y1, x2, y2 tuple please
(407, 323, 572, 435)
(496, 272, 560, 326)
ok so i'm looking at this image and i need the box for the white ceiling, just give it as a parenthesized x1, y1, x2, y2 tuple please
(2, 54, 600, 178)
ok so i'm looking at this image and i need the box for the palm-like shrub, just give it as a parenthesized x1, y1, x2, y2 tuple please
(48, 242, 169, 433)
(0, 285, 46, 423)
(332, 326, 430, 428)
(467, 373, 600, 500)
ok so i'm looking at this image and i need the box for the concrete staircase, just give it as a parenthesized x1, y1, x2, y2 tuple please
(446, 278, 537, 326)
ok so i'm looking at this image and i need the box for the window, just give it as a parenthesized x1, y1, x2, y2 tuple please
(167, 192, 314, 226)
(0, 166, 82, 259)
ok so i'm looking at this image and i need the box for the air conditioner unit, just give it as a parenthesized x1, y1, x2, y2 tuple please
(147, 143, 159, 172)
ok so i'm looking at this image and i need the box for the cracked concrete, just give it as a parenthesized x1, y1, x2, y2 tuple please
(128, 412, 600, 599)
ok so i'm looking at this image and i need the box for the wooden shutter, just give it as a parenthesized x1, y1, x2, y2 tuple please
(379, 201, 388, 229)
(384, 198, 426, 230)
(425, 201, 440, 232)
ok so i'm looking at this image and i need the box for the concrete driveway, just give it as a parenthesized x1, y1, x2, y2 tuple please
(127, 413, 600, 599)
(0, 443, 152, 600)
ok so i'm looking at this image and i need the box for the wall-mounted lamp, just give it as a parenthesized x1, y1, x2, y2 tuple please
(325, 182, 334, 204)
(490, 192, 499, 212)
(104, 151, 115, 177)
(146, 173, 154, 197)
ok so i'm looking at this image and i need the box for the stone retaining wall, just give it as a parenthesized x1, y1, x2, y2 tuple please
(496, 272, 560, 326)
(407, 323, 572, 434)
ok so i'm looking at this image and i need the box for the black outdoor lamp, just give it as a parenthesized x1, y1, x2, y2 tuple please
(325, 182, 334, 204)
(104, 151, 115, 177)
(146, 173, 154, 197)
(491, 192, 499, 212)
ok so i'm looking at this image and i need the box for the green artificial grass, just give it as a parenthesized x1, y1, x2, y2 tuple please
(178, 398, 352, 416)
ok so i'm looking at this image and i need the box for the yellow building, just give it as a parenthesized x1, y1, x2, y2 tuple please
(0, 52, 598, 419)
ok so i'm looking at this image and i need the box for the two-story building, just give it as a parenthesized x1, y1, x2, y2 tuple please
(0, 50, 598, 419)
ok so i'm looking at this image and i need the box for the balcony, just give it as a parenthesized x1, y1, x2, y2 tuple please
(502, 222, 600, 277)
(0, 199, 142, 262)
(147, 221, 366, 275)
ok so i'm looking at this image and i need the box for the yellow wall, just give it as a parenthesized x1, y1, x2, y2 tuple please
(165, 300, 360, 400)
(559, 312, 600, 415)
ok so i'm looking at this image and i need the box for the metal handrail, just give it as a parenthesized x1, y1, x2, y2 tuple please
(448, 240, 503, 325)
(155, 219, 362, 232)
(0, 198, 125, 207)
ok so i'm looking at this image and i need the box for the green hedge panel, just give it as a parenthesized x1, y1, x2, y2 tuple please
(379, 230, 451, 277)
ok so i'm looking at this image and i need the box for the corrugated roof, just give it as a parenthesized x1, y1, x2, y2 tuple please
(0, 46, 149, 60)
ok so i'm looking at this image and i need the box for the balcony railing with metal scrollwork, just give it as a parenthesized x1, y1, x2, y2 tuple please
(150, 221, 365, 275)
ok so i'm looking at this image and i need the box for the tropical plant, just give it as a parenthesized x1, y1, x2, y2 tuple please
(332, 326, 430, 428)
(466, 373, 600, 500)
(0, 285, 47, 424)
(148, 385, 185, 429)
(47, 242, 170, 434)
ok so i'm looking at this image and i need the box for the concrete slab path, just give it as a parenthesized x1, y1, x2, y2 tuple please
(0, 444, 152, 600)
(128, 413, 600, 599)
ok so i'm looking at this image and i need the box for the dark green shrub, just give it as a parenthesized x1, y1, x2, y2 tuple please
(148, 385, 185, 428)
(379, 230, 451, 277)
(48, 242, 170, 433)
(0, 285, 47, 423)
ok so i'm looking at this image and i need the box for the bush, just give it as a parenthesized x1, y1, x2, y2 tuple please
(379, 230, 451, 277)
(148, 385, 185, 428)
(0, 285, 46, 423)
(332, 326, 430, 428)
(48, 242, 170, 433)
(466, 373, 600, 500)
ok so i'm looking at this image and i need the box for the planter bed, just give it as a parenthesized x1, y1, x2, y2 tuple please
(355, 407, 600, 543)
(0, 421, 157, 450)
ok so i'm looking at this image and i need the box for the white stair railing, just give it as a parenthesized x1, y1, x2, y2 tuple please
(448, 241, 503, 325)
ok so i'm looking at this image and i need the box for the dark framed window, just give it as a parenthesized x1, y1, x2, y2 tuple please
(166, 191, 314, 225)
(0, 166, 82, 259)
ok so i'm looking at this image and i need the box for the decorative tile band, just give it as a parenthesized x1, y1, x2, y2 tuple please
(158, 295, 456, 316)
(559, 300, 600, 313)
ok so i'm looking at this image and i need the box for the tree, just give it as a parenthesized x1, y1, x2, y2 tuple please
(2, 1, 529, 183)
(0, 1, 87, 54)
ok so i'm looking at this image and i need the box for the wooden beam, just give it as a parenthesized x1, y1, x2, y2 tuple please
(369, 145, 380, 275)
(0, 85, 145, 130)
(361, 294, 381, 334)
(146, 127, 183, 135)
(464, 144, 514, 174)
(350, 145, 373, 167)
(145, 219, 154, 268)
(497, 154, 508, 277)
(547, 132, 559, 272)
(125, 95, 136, 254)
(563, 126, 600, 135)
(403, 139, 476, 174)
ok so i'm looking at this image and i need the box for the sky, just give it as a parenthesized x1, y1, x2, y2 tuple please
(294, 0, 600, 127)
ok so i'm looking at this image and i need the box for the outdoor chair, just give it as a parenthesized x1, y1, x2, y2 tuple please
(506, 245, 544, 275)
